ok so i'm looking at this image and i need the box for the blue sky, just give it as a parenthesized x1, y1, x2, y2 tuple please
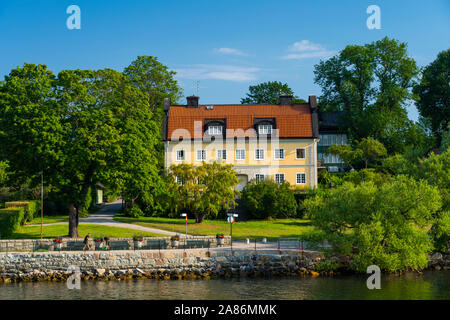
(0, 1, 449, 121)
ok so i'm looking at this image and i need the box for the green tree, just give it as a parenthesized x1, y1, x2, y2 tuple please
(356, 138, 387, 168)
(167, 162, 239, 223)
(241, 81, 306, 104)
(0, 65, 163, 237)
(414, 49, 450, 144)
(304, 176, 441, 272)
(326, 138, 386, 169)
(124, 56, 183, 121)
(0, 161, 8, 186)
(440, 124, 450, 152)
(314, 37, 419, 153)
(241, 179, 298, 219)
(325, 145, 362, 170)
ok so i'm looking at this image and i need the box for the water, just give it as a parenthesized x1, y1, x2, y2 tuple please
(0, 272, 448, 300)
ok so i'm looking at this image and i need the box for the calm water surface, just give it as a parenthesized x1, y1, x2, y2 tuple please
(0, 271, 448, 300)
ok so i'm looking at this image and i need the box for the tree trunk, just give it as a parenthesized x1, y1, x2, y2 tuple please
(68, 164, 95, 238)
(195, 213, 205, 223)
(68, 204, 79, 238)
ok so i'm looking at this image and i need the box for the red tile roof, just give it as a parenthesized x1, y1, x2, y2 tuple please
(167, 104, 313, 139)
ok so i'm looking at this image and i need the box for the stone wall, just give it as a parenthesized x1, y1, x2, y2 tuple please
(0, 236, 230, 252)
(0, 249, 324, 283)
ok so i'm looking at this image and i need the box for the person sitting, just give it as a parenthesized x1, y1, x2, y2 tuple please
(104, 236, 111, 250)
(83, 233, 92, 251)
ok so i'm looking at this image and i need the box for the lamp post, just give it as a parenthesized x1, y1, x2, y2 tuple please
(227, 213, 238, 251)
(180, 213, 187, 238)
(38, 171, 43, 240)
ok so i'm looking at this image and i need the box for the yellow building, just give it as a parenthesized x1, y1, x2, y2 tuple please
(163, 94, 319, 190)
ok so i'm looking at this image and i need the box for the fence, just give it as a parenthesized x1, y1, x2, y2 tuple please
(0, 236, 327, 253)
(0, 236, 231, 253)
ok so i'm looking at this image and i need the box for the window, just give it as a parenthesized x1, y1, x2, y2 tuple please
(275, 173, 285, 184)
(254, 148, 265, 160)
(217, 149, 227, 160)
(176, 176, 184, 186)
(196, 149, 206, 161)
(176, 149, 185, 161)
(235, 149, 246, 160)
(296, 173, 306, 185)
(208, 125, 223, 135)
(258, 124, 272, 135)
(296, 148, 306, 160)
(255, 174, 265, 181)
(274, 148, 284, 160)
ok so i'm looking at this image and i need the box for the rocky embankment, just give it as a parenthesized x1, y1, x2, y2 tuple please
(0, 249, 327, 283)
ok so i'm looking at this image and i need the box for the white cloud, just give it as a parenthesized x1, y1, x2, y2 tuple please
(175, 64, 259, 82)
(289, 40, 324, 52)
(214, 47, 248, 56)
(281, 40, 335, 60)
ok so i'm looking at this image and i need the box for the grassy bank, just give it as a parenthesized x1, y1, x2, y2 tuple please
(114, 215, 315, 240)
(8, 224, 166, 239)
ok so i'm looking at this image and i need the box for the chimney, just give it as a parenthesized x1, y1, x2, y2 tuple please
(279, 94, 293, 105)
(186, 96, 199, 108)
(163, 97, 171, 112)
(309, 95, 319, 138)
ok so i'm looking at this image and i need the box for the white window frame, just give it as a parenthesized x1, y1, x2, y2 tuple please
(258, 124, 272, 135)
(196, 149, 206, 161)
(216, 149, 227, 160)
(254, 148, 265, 160)
(176, 176, 184, 186)
(176, 149, 186, 161)
(255, 174, 265, 181)
(235, 149, 246, 161)
(274, 148, 285, 160)
(295, 147, 306, 160)
(275, 173, 285, 184)
(208, 125, 223, 135)
(296, 172, 307, 185)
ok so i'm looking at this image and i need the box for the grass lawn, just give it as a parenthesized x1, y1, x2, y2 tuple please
(9, 224, 166, 239)
(26, 215, 70, 225)
(25, 208, 94, 225)
(114, 215, 316, 240)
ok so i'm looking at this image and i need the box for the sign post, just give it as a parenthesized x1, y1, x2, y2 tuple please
(227, 213, 238, 252)
(180, 213, 187, 239)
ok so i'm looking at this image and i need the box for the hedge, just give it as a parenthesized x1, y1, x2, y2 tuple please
(0, 207, 24, 239)
(5, 200, 41, 223)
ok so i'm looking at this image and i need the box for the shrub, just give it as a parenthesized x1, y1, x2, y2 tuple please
(0, 207, 24, 238)
(5, 200, 41, 223)
(241, 179, 297, 219)
(304, 176, 441, 272)
(125, 205, 144, 218)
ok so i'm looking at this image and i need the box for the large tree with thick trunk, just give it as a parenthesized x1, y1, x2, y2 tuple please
(0, 64, 163, 237)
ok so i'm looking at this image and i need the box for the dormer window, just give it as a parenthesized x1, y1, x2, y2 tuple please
(258, 124, 272, 135)
(208, 125, 223, 135)
(254, 118, 276, 136)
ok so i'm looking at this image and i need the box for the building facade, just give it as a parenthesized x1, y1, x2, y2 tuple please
(163, 94, 320, 190)
(318, 112, 348, 172)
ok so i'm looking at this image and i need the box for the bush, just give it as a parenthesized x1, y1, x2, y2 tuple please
(0, 207, 24, 238)
(304, 176, 441, 272)
(241, 179, 297, 219)
(125, 205, 144, 218)
(5, 200, 41, 223)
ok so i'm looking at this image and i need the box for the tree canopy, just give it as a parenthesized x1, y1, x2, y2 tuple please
(414, 49, 450, 145)
(314, 37, 420, 153)
(0, 62, 172, 237)
(167, 162, 239, 223)
(241, 81, 306, 104)
(304, 175, 441, 272)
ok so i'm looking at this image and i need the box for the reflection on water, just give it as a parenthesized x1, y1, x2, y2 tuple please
(0, 271, 448, 300)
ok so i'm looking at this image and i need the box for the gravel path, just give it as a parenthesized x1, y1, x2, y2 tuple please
(28, 200, 179, 236)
